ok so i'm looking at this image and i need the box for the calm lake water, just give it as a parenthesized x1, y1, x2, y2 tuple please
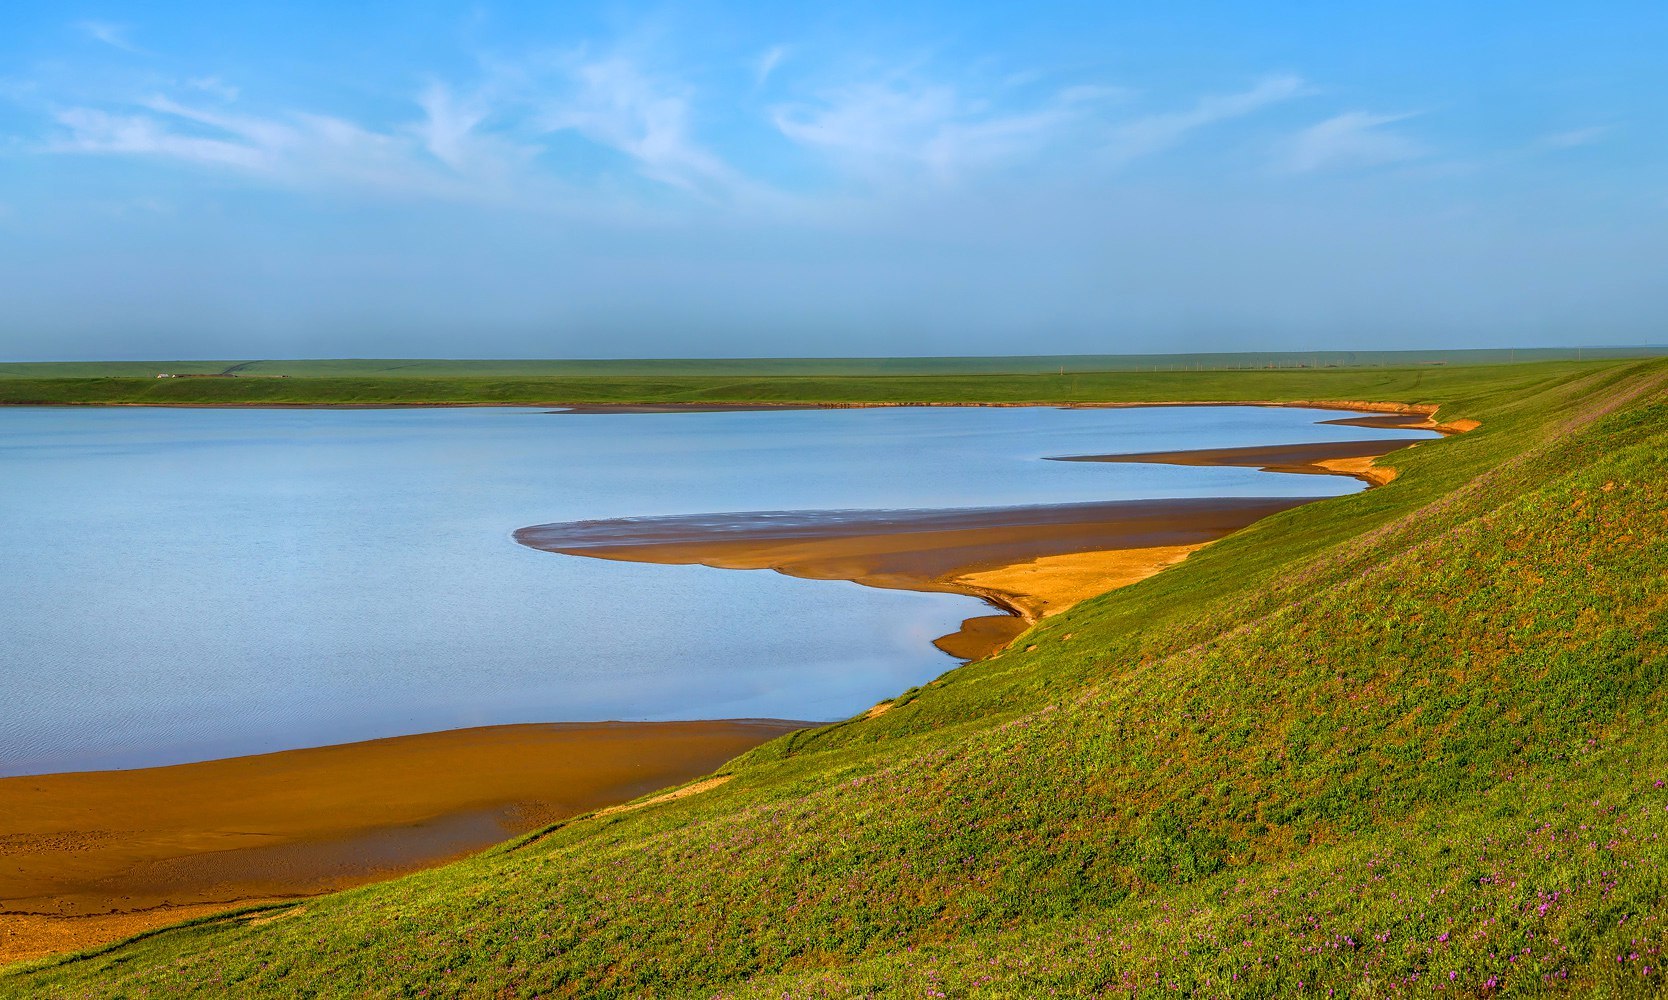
(1, 405, 1434, 775)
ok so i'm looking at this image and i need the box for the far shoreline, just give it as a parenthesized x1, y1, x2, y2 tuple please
(0, 398, 1474, 966)
(1, 397, 1477, 429)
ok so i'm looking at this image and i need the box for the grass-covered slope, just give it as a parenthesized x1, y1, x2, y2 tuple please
(6, 360, 1667, 997)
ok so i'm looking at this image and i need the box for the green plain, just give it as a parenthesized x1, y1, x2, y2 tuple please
(0, 346, 1661, 381)
(0, 358, 1651, 408)
(3, 357, 1666, 997)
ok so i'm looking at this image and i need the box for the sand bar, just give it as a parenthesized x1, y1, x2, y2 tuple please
(5, 410, 1452, 964)
(516, 431, 1443, 653)
(515, 495, 1323, 658)
(1318, 412, 1435, 430)
(0, 719, 802, 964)
(1048, 437, 1424, 484)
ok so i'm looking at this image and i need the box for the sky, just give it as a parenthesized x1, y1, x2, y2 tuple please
(1, 1, 1665, 360)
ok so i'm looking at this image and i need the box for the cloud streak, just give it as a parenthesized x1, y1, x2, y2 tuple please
(771, 80, 1076, 182)
(3, 7, 1659, 362)
(534, 53, 742, 196)
(770, 73, 1308, 187)
(755, 45, 788, 86)
(46, 94, 498, 199)
(1282, 110, 1425, 173)
(1103, 74, 1308, 164)
(75, 20, 146, 54)
(1536, 125, 1611, 151)
(28, 32, 1431, 215)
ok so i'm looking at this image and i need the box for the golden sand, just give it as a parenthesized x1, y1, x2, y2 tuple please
(5, 402, 1479, 965)
(949, 543, 1207, 620)
(0, 720, 801, 964)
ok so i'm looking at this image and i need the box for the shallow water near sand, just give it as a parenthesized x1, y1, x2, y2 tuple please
(1, 405, 1434, 775)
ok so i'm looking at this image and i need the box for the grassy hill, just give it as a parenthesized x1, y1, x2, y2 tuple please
(4, 358, 1666, 997)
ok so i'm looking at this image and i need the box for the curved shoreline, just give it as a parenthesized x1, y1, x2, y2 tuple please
(1, 399, 1472, 965)
(12, 398, 1480, 435)
(513, 495, 1330, 661)
(517, 404, 1460, 658)
(0, 720, 805, 966)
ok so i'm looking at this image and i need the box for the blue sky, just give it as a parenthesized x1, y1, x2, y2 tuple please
(2, 1, 1665, 359)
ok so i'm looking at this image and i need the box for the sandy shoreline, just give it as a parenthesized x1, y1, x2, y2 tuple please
(0, 720, 803, 965)
(516, 418, 1447, 656)
(514, 495, 1325, 659)
(2, 400, 1465, 965)
(1048, 437, 1428, 486)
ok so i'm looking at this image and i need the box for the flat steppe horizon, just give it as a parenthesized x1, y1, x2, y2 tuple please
(5, 0, 1668, 994)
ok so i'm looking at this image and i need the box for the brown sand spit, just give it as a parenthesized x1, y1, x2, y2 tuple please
(517, 415, 1471, 657)
(1047, 437, 1427, 486)
(1317, 412, 1435, 430)
(0, 720, 801, 965)
(4, 401, 1477, 966)
(513, 496, 1321, 660)
(1306, 401, 1479, 435)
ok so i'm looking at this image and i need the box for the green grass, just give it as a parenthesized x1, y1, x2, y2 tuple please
(0, 347, 1662, 382)
(4, 358, 1667, 998)
(0, 359, 1643, 407)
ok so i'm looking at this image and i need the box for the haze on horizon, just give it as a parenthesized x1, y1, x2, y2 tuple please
(1, 1, 1665, 361)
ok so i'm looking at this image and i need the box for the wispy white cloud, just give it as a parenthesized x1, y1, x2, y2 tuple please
(1056, 84, 1135, 106)
(414, 83, 488, 170)
(39, 55, 745, 209)
(534, 54, 741, 196)
(1103, 75, 1308, 163)
(411, 81, 541, 184)
(1536, 125, 1611, 150)
(50, 106, 270, 170)
(1281, 110, 1425, 173)
(185, 76, 239, 102)
(31, 29, 1344, 215)
(771, 80, 1079, 182)
(755, 45, 788, 87)
(772, 73, 1304, 184)
(46, 94, 495, 198)
(74, 20, 145, 55)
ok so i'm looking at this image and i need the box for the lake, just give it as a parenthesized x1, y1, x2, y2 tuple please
(0, 404, 1434, 775)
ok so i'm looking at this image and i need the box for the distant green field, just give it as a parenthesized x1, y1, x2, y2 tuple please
(5, 358, 1668, 998)
(0, 359, 1643, 408)
(0, 346, 1661, 381)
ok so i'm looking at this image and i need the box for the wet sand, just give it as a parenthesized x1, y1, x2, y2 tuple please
(515, 496, 1322, 658)
(0, 720, 801, 965)
(516, 433, 1441, 655)
(5, 409, 1455, 965)
(1048, 437, 1424, 485)
(1319, 412, 1436, 430)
